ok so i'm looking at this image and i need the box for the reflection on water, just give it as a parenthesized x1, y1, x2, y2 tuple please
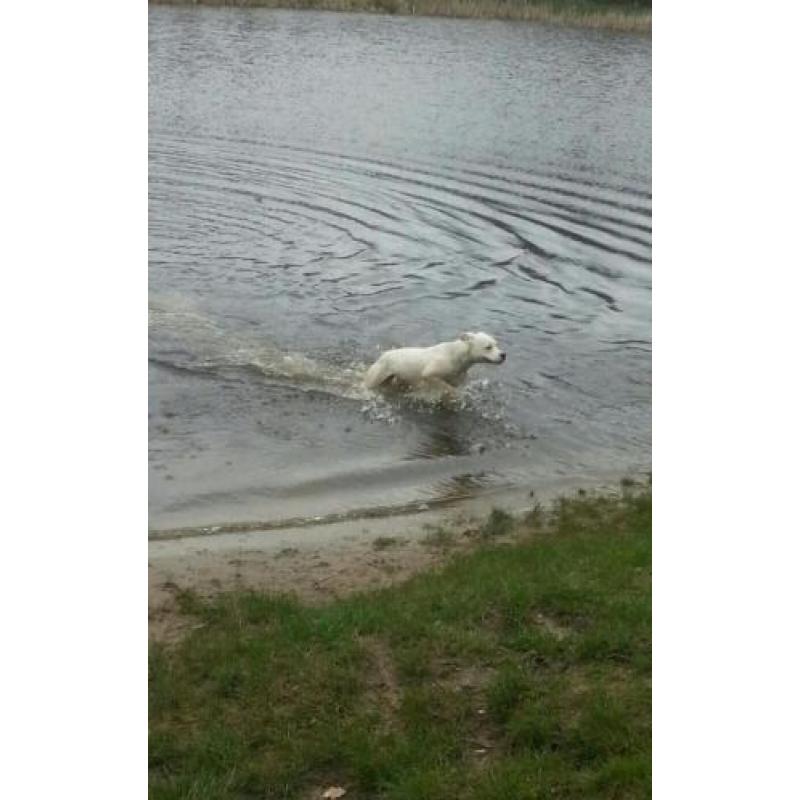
(149, 7, 651, 531)
(409, 414, 472, 460)
(430, 472, 494, 504)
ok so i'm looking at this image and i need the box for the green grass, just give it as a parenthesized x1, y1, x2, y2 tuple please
(150, 488, 651, 799)
(149, 0, 652, 33)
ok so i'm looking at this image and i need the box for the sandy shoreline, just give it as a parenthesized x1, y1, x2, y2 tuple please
(149, 471, 645, 642)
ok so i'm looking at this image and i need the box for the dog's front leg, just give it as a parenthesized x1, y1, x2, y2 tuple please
(427, 377, 459, 400)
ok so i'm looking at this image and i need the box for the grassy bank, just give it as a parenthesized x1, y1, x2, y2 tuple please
(150, 487, 651, 799)
(149, 0, 652, 33)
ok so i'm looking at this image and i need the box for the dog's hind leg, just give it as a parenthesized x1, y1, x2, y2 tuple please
(425, 377, 458, 400)
(364, 358, 392, 390)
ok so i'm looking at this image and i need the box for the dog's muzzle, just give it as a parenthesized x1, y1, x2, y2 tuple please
(498, 352, 507, 363)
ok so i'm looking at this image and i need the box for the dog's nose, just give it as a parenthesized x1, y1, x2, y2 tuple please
(499, 351, 507, 362)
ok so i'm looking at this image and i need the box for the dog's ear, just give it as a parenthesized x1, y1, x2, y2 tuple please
(459, 332, 474, 342)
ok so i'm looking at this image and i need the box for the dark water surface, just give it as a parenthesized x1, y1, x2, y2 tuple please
(149, 7, 651, 531)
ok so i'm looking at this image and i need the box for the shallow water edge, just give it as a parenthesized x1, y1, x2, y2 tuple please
(149, 466, 648, 540)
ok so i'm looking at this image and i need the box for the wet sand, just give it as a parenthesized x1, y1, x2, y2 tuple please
(148, 473, 641, 642)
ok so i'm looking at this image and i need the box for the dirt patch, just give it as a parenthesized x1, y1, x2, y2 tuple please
(531, 611, 572, 641)
(148, 591, 200, 645)
(360, 636, 402, 732)
(148, 521, 477, 645)
(430, 659, 499, 766)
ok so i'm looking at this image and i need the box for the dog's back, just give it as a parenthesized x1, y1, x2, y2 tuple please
(364, 342, 458, 389)
(364, 333, 504, 391)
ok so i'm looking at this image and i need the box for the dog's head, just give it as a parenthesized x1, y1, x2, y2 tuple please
(460, 332, 507, 365)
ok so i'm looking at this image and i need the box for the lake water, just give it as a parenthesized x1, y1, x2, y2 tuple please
(149, 7, 651, 532)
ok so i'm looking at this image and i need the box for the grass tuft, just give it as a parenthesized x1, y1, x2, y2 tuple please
(373, 535, 403, 550)
(480, 507, 514, 538)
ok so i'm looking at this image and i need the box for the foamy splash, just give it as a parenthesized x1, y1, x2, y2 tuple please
(149, 295, 516, 429)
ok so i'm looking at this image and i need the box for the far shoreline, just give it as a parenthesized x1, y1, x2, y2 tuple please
(149, 1, 652, 34)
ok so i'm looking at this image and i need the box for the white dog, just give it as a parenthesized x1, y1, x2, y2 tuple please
(364, 332, 506, 393)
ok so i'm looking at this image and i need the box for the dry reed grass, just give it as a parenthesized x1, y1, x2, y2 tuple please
(150, 0, 652, 33)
